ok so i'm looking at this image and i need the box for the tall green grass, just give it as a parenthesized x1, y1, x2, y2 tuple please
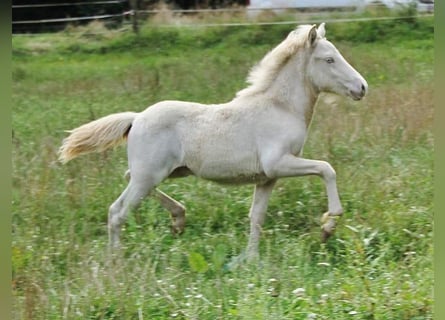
(12, 15, 433, 319)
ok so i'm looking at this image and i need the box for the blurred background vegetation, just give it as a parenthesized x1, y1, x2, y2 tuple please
(12, 6, 433, 320)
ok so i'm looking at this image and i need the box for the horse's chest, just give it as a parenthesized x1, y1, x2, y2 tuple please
(269, 119, 308, 156)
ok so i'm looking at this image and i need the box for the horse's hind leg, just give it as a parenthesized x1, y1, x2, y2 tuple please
(154, 189, 186, 235)
(108, 178, 156, 248)
(124, 170, 185, 235)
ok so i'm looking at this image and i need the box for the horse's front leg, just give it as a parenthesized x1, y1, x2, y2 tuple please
(265, 154, 343, 242)
(245, 179, 277, 261)
(225, 179, 276, 270)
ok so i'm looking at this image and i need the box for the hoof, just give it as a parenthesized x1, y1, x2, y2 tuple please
(321, 228, 333, 243)
(171, 216, 185, 235)
(224, 255, 244, 271)
(321, 212, 338, 243)
(224, 251, 261, 271)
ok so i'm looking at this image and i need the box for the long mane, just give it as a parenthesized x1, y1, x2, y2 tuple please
(236, 24, 314, 98)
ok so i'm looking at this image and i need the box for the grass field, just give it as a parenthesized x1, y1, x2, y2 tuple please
(12, 14, 434, 320)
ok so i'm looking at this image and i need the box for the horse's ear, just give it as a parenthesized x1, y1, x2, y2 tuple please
(308, 25, 318, 47)
(317, 22, 326, 38)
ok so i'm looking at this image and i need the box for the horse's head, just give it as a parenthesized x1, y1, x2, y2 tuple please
(306, 23, 368, 101)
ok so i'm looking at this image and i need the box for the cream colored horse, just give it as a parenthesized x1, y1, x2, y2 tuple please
(59, 23, 367, 262)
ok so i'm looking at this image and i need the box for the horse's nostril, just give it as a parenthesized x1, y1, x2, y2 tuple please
(361, 84, 365, 92)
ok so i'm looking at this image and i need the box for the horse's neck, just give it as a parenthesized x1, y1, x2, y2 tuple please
(267, 56, 318, 128)
(232, 53, 318, 128)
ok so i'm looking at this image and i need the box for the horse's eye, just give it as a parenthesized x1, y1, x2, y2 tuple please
(325, 57, 335, 64)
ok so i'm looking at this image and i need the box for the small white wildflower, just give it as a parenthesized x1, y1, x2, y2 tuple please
(247, 283, 255, 289)
(292, 287, 305, 296)
(317, 262, 331, 267)
(307, 313, 317, 319)
(195, 294, 203, 299)
(321, 293, 329, 301)
(348, 310, 358, 315)
(169, 284, 176, 289)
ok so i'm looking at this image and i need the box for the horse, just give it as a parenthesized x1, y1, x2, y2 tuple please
(59, 23, 367, 263)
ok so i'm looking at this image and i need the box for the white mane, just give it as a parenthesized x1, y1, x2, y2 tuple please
(236, 24, 315, 98)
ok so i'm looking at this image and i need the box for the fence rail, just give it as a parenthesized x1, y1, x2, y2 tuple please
(12, 12, 132, 25)
(12, 1, 126, 9)
(12, 2, 433, 33)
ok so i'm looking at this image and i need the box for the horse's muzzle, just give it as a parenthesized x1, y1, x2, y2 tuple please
(350, 82, 368, 101)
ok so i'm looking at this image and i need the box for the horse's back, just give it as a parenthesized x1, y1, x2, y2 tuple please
(137, 100, 209, 125)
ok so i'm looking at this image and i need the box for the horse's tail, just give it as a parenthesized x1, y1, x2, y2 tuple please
(58, 111, 138, 163)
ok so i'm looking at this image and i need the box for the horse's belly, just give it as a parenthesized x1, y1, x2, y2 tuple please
(188, 153, 268, 185)
(205, 172, 270, 185)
